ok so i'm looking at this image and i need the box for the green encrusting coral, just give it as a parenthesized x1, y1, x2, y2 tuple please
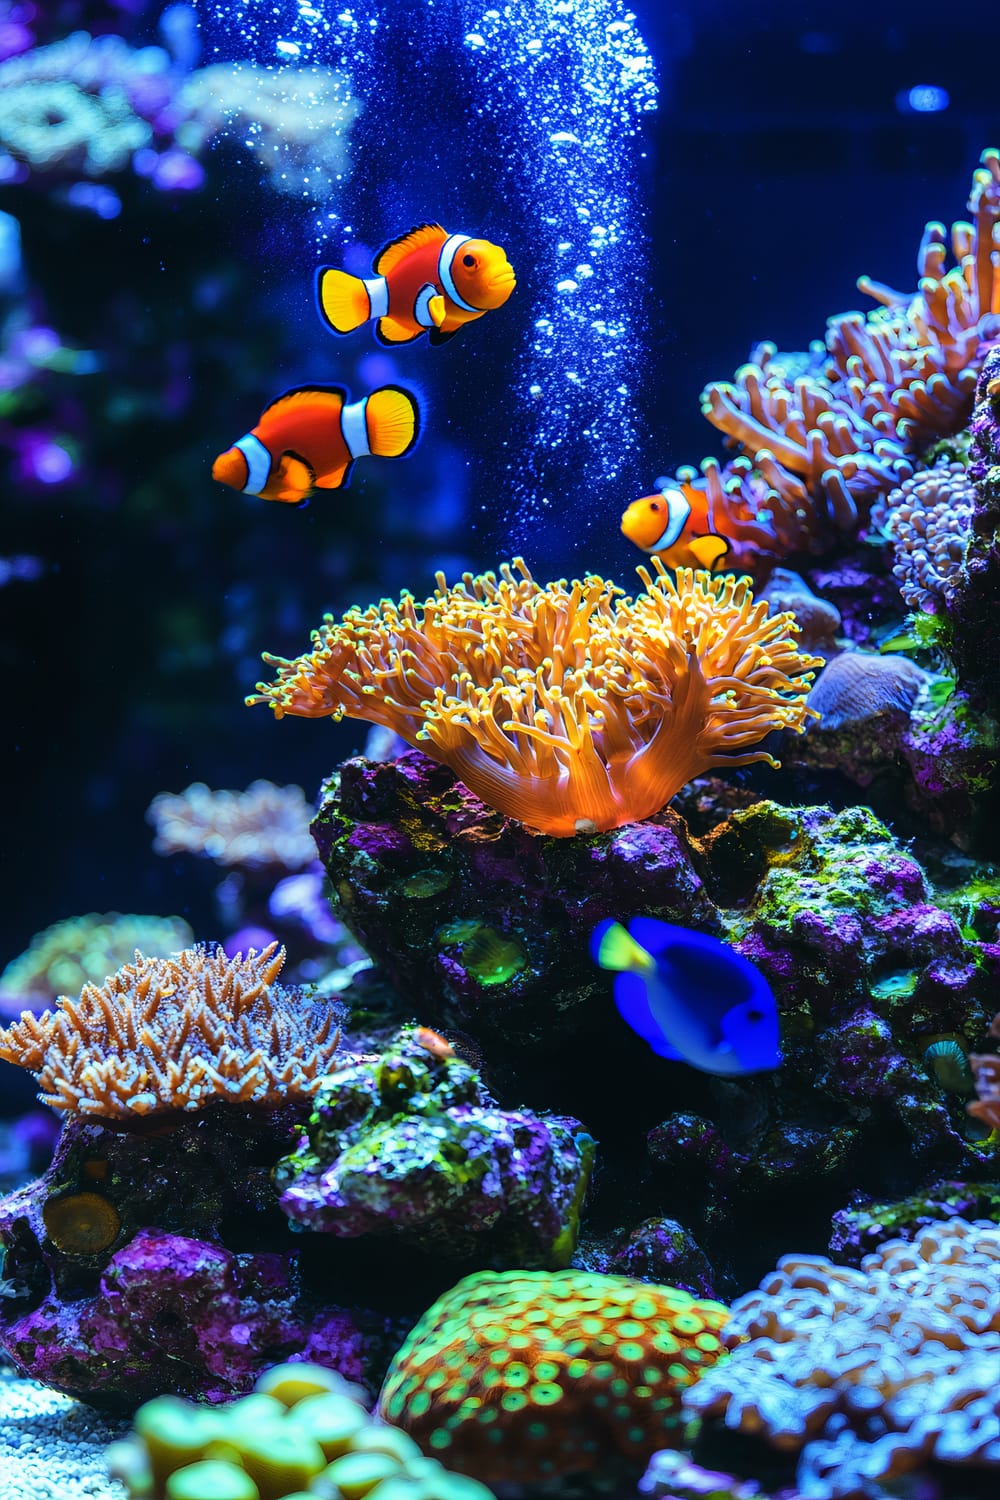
(377, 1268, 731, 1485)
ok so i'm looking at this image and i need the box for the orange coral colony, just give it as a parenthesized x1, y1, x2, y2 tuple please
(0, 943, 342, 1120)
(247, 559, 822, 838)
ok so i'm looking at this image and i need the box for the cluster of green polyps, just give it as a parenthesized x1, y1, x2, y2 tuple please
(107, 1361, 492, 1500)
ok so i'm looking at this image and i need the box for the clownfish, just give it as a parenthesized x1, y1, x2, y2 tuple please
(620, 484, 732, 572)
(592, 917, 782, 1077)
(317, 223, 516, 346)
(212, 383, 419, 506)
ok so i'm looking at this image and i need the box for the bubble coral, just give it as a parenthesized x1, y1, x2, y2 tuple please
(683, 1218, 1000, 1498)
(0, 943, 342, 1119)
(248, 559, 821, 838)
(870, 459, 976, 614)
(108, 1360, 493, 1500)
(147, 781, 317, 872)
(376, 1268, 730, 1484)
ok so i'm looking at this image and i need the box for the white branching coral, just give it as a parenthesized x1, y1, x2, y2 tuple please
(147, 780, 317, 871)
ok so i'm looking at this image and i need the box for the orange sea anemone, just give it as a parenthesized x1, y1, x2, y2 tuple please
(247, 559, 821, 838)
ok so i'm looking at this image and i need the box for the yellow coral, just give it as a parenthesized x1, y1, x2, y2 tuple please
(247, 559, 821, 838)
(0, 944, 341, 1120)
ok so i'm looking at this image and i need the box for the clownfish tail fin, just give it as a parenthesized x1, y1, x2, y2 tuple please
(366, 385, 420, 458)
(317, 267, 371, 334)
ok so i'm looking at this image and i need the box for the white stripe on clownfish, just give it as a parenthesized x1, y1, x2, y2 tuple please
(413, 283, 439, 328)
(437, 233, 478, 313)
(234, 433, 272, 495)
(340, 397, 370, 460)
(363, 276, 390, 320)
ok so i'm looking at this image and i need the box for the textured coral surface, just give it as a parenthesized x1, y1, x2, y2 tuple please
(378, 1268, 730, 1483)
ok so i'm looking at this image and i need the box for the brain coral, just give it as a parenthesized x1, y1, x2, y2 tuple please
(871, 459, 976, 614)
(0, 943, 342, 1119)
(377, 1268, 730, 1484)
(683, 1218, 1000, 1498)
(248, 559, 820, 837)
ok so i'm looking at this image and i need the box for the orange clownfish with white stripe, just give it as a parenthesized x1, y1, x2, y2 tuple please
(211, 383, 420, 507)
(317, 223, 516, 346)
(621, 484, 733, 572)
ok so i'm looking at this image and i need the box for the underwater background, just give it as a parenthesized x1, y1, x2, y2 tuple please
(3, 0, 998, 954)
(5, 2, 1000, 1497)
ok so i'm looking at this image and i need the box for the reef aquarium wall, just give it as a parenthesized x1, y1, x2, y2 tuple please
(4, 0, 1000, 1496)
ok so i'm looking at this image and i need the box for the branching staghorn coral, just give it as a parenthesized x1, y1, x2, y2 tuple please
(0, 943, 342, 1120)
(147, 780, 317, 871)
(247, 559, 821, 838)
(658, 149, 1000, 568)
(683, 1218, 1000, 1498)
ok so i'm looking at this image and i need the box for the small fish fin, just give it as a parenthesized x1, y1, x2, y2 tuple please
(427, 293, 447, 328)
(611, 972, 669, 1047)
(627, 917, 684, 958)
(366, 385, 420, 458)
(375, 315, 424, 346)
(313, 462, 352, 491)
(591, 920, 656, 975)
(260, 385, 347, 419)
(689, 534, 730, 570)
(316, 268, 371, 334)
(374, 222, 448, 276)
(273, 452, 316, 503)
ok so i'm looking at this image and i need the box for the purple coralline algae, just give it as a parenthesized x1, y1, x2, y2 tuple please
(315, 756, 995, 1289)
(828, 1179, 1000, 1267)
(311, 749, 719, 1052)
(274, 1028, 595, 1270)
(0, 1106, 382, 1407)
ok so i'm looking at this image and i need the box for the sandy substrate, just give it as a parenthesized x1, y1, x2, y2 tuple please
(0, 1368, 128, 1500)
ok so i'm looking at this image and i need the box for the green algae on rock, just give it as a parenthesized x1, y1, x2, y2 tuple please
(274, 1027, 595, 1269)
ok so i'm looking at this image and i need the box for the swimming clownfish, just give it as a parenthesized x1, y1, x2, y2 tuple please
(592, 917, 782, 1077)
(317, 223, 516, 347)
(620, 485, 731, 572)
(211, 383, 420, 506)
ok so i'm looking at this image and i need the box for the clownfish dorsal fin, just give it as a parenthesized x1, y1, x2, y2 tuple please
(260, 385, 347, 420)
(374, 223, 449, 277)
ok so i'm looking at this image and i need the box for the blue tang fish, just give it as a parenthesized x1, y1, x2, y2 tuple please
(591, 917, 781, 1076)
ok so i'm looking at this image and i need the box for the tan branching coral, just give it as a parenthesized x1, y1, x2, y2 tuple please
(247, 559, 821, 838)
(672, 149, 1000, 556)
(0, 944, 342, 1120)
(968, 1009, 1000, 1134)
(147, 780, 317, 871)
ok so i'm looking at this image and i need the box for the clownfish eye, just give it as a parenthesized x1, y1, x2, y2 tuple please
(462, 253, 476, 267)
(649, 500, 661, 511)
